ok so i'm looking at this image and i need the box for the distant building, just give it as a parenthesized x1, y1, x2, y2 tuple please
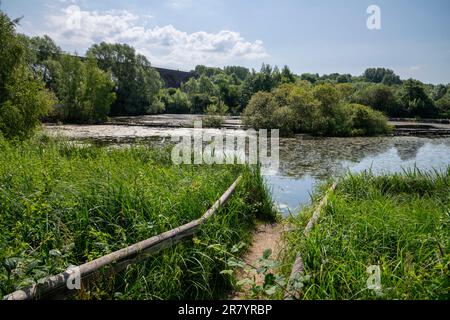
(154, 67, 196, 88)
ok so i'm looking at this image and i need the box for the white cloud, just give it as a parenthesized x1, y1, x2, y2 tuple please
(168, 0, 193, 9)
(409, 65, 426, 71)
(45, 5, 268, 69)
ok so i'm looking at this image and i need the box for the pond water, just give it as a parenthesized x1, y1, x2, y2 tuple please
(45, 124, 450, 216)
(268, 136, 450, 215)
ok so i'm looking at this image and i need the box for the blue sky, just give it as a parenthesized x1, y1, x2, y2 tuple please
(2, 0, 450, 84)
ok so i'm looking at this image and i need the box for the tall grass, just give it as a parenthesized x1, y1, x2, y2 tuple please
(282, 168, 450, 300)
(0, 135, 275, 299)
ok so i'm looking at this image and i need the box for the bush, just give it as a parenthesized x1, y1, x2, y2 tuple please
(346, 103, 392, 136)
(242, 92, 278, 130)
(203, 115, 224, 128)
(202, 102, 228, 128)
(272, 106, 297, 136)
(241, 84, 392, 137)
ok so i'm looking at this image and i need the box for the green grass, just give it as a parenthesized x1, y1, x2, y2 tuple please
(0, 135, 275, 299)
(282, 169, 450, 300)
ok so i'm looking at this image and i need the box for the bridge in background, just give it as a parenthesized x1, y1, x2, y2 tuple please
(154, 67, 196, 88)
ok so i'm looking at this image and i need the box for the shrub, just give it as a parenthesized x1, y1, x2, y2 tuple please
(272, 106, 297, 136)
(242, 92, 278, 130)
(203, 115, 224, 128)
(346, 103, 392, 136)
(202, 102, 228, 128)
(241, 84, 392, 137)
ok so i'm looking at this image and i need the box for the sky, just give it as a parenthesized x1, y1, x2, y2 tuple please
(2, 0, 450, 84)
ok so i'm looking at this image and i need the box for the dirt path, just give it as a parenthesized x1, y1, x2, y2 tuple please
(229, 222, 285, 300)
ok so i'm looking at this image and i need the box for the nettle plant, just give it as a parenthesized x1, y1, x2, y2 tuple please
(219, 242, 310, 299)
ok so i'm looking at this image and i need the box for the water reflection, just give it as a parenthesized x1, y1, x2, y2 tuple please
(270, 136, 450, 215)
(45, 125, 450, 216)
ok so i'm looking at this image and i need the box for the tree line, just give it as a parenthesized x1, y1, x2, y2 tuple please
(1, 10, 449, 140)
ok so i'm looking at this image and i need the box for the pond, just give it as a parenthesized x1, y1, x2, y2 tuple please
(268, 135, 450, 215)
(45, 123, 450, 216)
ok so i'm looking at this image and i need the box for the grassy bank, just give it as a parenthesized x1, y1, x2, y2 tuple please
(0, 136, 275, 299)
(282, 169, 449, 300)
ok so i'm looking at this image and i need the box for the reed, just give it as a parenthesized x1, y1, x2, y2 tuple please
(281, 168, 450, 300)
(0, 135, 275, 299)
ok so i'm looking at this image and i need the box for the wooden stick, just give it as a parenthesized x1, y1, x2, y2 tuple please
(4, 176, 242, 300)
(285, 182, 337, 300)
(304, 182, 337, 237)
(284, 253, 305, 300)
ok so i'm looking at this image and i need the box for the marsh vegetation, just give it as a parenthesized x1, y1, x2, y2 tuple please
(0, 136, 275, 299)
(281, 170, 450, 299)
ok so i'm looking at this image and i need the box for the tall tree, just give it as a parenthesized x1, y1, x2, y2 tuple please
(363, 68, 402, 85)
(50, 55, 116, 122)
(281, 65, 296, 84)
(0, 11, 55, 139)
(398, 79, 437, 118)
(353, 84, 399, 116)
(87, 43, 162, 116)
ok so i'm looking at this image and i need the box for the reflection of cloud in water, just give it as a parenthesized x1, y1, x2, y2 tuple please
(394, 140, 425, 161)
(277, 136, 450, 179)
(271, 136, 450, 215)
(45, 124, 450, 216)
(347, 143, 450, 175)
(264, 175, 317, 216)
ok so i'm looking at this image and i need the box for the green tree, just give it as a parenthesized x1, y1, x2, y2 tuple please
(87, 42, 162, 116)
(0, 11, 55, 140)
(28, 35, 61, 64)
(313, 83, 340, 113)
(436, 92, 450, 118)
(0, 66, 55, 139)
(162, 89, 191, 114)
(398, 79, 437, 118)
(335, 83, 355, 102)
(363, 68, 402, 85)
(432, 84, 447, 101)
(83, 56, 117, 121)
(281, 65, 296, 84)
(300, 73, 319, 84)
(242, 92, 278, 130)
(223, 66, 250, 81)
(353, 84, 398, 116)
(51, 55, 115, 122)
(287, 86, 322, 133)
(336, 74, 352, 83)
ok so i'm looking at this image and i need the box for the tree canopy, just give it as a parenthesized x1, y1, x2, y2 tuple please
(0, 11, 55, 140)
(1, 6, 449, 141)
(87, 42, 163, 116)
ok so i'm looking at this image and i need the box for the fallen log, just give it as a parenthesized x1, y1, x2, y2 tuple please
(4, 176, 242, 300)
(285, 182, 337, 300)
